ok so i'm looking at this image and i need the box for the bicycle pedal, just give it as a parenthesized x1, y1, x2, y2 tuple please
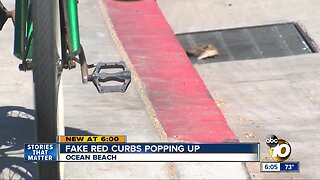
(90, 61, 131, 93)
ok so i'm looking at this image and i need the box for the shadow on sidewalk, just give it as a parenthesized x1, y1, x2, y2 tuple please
(0, 106, 96, 179)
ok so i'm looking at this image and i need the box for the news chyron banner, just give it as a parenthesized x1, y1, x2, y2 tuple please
(24, 136, 260, 162)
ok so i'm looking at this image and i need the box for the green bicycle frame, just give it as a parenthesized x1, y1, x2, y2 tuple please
(14, 0, 81, 61)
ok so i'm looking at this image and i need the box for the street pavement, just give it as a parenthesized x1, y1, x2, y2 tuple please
(158, 0, 320, 179)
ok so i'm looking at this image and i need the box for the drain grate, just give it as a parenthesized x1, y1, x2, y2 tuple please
(177, 23, 317, 63)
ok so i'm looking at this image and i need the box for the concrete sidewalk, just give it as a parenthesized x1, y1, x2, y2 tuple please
(63, 1, 169, 178)
(0, 0, 168, 179)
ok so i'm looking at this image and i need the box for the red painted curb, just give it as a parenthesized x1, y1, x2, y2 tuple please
(104, 0, 236, 142)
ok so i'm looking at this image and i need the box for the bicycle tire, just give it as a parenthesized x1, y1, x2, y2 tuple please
(32, 0, 62, 179)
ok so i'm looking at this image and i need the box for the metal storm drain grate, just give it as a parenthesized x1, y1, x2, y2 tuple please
(176, 23, 317, 63)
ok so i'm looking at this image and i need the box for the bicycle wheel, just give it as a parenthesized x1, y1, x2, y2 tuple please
(32, 0, 63, 179)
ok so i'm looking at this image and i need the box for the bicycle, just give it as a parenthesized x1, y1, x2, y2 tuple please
(0, 0, 131, 179)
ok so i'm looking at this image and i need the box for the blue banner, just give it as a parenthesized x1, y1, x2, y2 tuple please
(59, 143, 259, 153)
(280, 162, 299, 172)
(24, 144, 57, 161)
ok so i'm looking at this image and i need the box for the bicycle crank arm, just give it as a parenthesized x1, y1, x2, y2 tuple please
(0, 1, 15, 30)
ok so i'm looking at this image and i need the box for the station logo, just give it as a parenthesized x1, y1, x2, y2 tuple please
(266, 135, 291, 162)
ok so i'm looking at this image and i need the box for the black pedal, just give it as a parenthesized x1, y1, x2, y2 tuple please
(0, 2, 8, 30)
(90, 61, 131, 93)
